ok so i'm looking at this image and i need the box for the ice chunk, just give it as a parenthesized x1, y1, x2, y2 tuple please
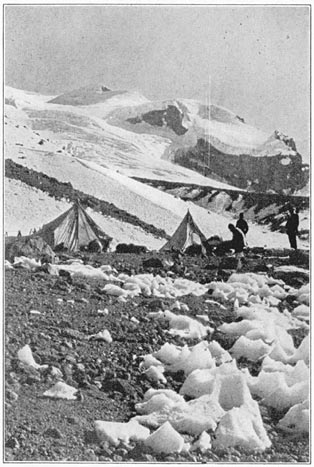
(218, 320, 261, 337)
(135, 393, 225, 435)
(230, 336, 271, 361)
(13, 256, 41, 270)
(217, 373, 254, 411)
(89, 329, 112, 343)
(170, 300, 181, 310)
(102, 284, 127, 297)
(288, 335, 309, 365)
(144, 388, 184, 403)
(167, 314, 212, 340)
(94, 420, 150, 446)
(292, 304, 309, 321)
(153, 343, 181, 364)
(145, 365, 167, 384)
(139, 354, 162, 370)
(17, 344, 48, 370)
(208, 341, 232, 365)
(228, 272, 267, 288)
(264, 295, 281, 307)
(248, 371, 309, 410)
(144, 422, 185, 454)
(169, 341, 215, 376)
(213, 401, 271, 451)
(43, 382, 78, 400)
(277, 400, 309, 433)
(180, 369, 216, 398)
(191, 431, 212, 452)
(136, 394, 180, 414)
(270, 284, 287, 300)
(5, 260, 13, 269)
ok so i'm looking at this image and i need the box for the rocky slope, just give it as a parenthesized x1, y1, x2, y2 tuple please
(5, 251, 309, 462)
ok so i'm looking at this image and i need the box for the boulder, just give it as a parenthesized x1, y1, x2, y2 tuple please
(116, 243, 147, 254)
(5, 236, 55, 263)
(143, 257, 164, 269)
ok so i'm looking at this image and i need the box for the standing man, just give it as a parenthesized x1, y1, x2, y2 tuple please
(236, 213, 249, 236)
(228, 223, 246, 271)
(286, 207, 299, 250)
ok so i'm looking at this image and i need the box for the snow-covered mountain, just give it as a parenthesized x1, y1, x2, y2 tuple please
(4, 85, 309, 249)
(5, 84, 308, 192)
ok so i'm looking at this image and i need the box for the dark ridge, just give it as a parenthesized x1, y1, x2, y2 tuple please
(5, 159, 169, 240)
(131, 176, 309, 234)
(173, 138, 309, 193)
(127, 105, 188, 136)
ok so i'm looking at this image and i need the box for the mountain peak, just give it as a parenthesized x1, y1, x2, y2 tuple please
(48, 84, 128, 106)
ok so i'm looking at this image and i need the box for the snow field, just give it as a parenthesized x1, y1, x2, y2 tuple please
(5, 178, 164, 248)
(5, 94, 308, 248)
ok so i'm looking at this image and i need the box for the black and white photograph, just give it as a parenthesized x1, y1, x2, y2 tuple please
(3, 3, 310, 463)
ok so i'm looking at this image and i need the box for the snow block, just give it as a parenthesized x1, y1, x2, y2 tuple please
(169, 341, 216, 376)
(17, 344, 47, 370)
(292, 304, 309, 321)
(135, 394, 225, 436)
(43, 382, 78, 400)
(153, 343, 181, 364)
(102, 284, 127, 297)
(139, 354, 163, 370)
(277, 400, 309, 433)
(144, 421, 185, 454)
(180, 369, 216, 398)
(135, 394, 176, 415)
(248, 371, 309, 410)
(217, 373, 254, 411)
(213, 401, 271, 451)
(145, 365, 167, 384)
(230, 336, 271, 361)
(208, 340, 232, 365)
(143, 388, 185, 403)
(89, 329, 112, 343)
(94, 420, 150, 446)
(288, 335, 309, 365)
(191, 431, 212, 452)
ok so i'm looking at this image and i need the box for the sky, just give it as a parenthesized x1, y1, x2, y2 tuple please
(5, 5, 310, 159)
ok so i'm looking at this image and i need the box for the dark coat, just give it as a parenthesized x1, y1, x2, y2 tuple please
(231, 228, 245, 253)
(286, 213, 299, 233)
(236, 218, 249, 235)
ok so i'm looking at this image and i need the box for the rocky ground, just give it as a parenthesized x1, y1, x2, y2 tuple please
(5, 251, 309, 462)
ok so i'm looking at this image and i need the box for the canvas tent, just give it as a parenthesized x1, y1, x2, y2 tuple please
(160, 209, 207, 253)
(35, 200, 112, 252)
